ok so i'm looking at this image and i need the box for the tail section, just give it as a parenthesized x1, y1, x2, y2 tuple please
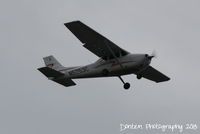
(38, 67, 76, 87)
(38, 67, 64, 78)
(43, 55, 65, 70)
(38, 55, 76, 87)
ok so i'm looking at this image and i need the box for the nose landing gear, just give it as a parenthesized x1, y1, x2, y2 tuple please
(118, 76, 130, 90)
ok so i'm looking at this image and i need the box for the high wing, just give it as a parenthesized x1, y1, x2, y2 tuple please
(64, 21, 129, 60)
(140, 66, 170, 83)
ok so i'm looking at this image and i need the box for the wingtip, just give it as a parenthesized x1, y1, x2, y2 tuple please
(64, 20, 81, 27)
(37, 67, 44, 71)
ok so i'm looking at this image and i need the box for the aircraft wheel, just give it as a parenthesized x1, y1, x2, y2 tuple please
(124, 83, 130, 90)
(137, 74, 142, 79)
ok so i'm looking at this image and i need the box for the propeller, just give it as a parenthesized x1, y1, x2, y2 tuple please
(151, 50, 157, 58)
(147, 50, 157, 60)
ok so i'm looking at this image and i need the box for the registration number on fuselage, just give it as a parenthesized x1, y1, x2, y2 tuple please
(68, 66, 89, 76)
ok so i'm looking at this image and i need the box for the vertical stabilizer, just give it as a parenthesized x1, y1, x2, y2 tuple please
(43, 55, 64, 70)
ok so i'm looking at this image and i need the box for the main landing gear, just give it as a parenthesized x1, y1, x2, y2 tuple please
(118, 76, 130, 90)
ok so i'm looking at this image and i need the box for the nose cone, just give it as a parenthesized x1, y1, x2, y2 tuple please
(148, 56, 154, 60)
(145, 54, 154, 60)
(144, 54, 152, 65)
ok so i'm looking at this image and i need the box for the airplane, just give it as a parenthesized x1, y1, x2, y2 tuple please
(38, 20, 170, 89)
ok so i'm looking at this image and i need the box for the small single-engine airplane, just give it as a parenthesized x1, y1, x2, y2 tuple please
(38, 21, 170, 89)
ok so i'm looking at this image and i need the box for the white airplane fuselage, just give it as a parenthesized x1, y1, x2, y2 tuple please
(59, 54, 150, 79)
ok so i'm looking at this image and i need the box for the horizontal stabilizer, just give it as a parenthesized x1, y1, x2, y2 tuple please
(38, 67, 76, 87)
(53, 78, 76, 87)
(38, 67, 63, 78)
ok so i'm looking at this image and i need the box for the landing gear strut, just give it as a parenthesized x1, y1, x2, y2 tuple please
(118, 76, 130, 90)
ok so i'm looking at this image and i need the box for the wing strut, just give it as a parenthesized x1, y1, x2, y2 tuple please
(104, 39, 124, 69)
(103, 40, 130, 89)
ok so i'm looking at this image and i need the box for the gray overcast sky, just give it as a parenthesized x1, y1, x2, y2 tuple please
(0, 0, 200, 134)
